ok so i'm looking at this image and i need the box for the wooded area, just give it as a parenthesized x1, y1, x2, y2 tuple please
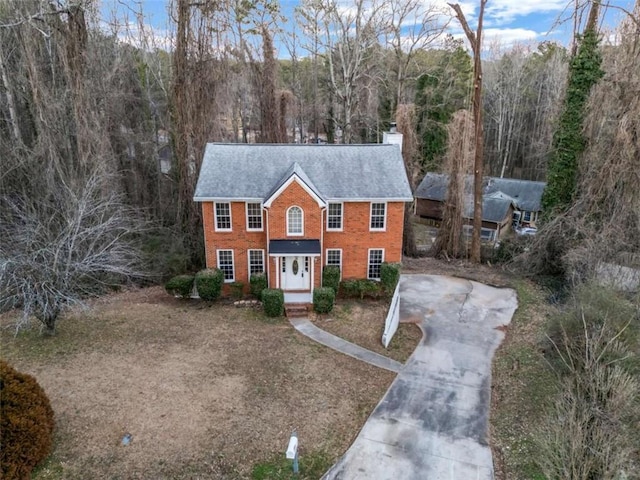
(0, 0, 639, 320)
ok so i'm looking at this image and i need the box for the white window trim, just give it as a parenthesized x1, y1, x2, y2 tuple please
(287, 205, 304, 237)
(325, 249, 343, 280)
(369, 202, 387, 232)
(367, 248, 385, 280)
(216, 249, 235, 283)
(245, 202, 264, 232)
(247, 249, 265, 277)
(214, 202, 232, 232)
(326, 202, 344, 231)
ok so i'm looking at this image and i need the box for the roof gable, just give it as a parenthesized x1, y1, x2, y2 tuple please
(193, 144, 413, 202)
(263, 163, 326, 208)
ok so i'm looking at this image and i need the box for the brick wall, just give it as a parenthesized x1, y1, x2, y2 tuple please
(201, 178, 406, 291)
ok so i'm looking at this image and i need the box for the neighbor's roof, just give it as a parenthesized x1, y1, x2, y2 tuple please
(416, 172, 546, 212)
(193, 143, 413, 202)
(485, 177, 546, 212)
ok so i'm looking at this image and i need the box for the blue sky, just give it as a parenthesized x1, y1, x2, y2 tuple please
(100, 0, 634, 53)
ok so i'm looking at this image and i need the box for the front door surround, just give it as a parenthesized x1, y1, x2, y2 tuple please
(282, 256, 310, 291)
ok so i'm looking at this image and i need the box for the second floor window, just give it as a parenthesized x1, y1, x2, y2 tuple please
(246, 203, 263, 230)
(327, 203, 343, 230)
(215, 202, 231, 231)
(287, 206, 303, 236)
(370, 202, 386, 231)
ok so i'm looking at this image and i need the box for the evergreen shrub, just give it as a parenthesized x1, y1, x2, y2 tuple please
(322, 266, 341, 294)
(250, 273, 268, 300)
(195, 269, 224, 301)
(165, 274, 195, 298)
(1, 360, 55, 480)
(262, 289, 284, 317)
(313, 287, 335, 314)
(380, 263, 401, 295)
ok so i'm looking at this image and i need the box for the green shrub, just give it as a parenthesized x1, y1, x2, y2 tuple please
(230, 281, 245, 299)
(313, 287, 335, 314)
(322, 266, 341, 294)
(250, 273, 268, 300)
(380, 262, 401, 295)
(262, 289, 284, 317)
(165, 274, 195, 298)
(339, 279, 383, 299)
(195, 269, 224, 301)
(1, 360, 55, 480)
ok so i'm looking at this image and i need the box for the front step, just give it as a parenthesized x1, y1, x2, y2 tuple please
(285, 303, 309, 318)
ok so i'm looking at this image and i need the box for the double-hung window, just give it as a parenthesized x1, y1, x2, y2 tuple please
(326, 249, 342, 277)
(248, 249, 265, 276)
(246, 203, 263, 231)
(327, 203, 343, 230)
(370, 202, 386, 231)
(217, 250, 235, 282)
(368, 249, 384, 280)
(215, 202, 232, 231)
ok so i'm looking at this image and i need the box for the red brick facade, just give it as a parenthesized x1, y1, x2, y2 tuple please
(202, 178, 405, 295)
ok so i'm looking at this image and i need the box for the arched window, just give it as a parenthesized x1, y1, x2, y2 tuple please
(287, 206, 303, 236)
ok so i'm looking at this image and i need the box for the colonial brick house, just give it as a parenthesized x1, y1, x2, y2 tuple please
(193, 143, 413, 303)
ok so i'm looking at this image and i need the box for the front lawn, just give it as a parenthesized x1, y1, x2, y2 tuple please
(1, 287, 395, 479)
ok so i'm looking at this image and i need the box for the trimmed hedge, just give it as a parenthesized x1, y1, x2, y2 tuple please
(230, 281, 244, 299)
(1, 360, 55, 480)
(195, 269, 224, 301)
(165, 274, 195, 298)
(322, 266, 341, 294)
(313, 287, 335, 314)
(339, 279, 383, 299)
(250, 273, 268, 300)
(380, 262, 401, 295)
(262, 289, 284, 317)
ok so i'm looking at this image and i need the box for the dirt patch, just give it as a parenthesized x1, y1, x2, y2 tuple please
(1, 288, 394, 479)
(310, 300, 422, 363)
(402, 255, 515, 287)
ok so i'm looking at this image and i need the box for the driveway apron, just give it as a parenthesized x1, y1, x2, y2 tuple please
(323, 274, 518, 480)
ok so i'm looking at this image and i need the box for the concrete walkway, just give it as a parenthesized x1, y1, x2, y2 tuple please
(322, 274, 518, 480)
(289, 317, 403, 373)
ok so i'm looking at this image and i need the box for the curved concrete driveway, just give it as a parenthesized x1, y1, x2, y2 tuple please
(323, 274, 518, 480)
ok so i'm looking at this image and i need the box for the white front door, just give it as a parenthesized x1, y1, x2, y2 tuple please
(282, 256, 310, 291)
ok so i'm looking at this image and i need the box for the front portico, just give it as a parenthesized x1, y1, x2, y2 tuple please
(269, 240, 321, 303)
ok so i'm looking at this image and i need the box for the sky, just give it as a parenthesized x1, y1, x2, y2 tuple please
(99, 0, 635, 54)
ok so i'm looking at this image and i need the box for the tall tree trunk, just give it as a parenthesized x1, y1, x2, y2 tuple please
(449, 1, 487, 263)
(0, 41, 22, 144)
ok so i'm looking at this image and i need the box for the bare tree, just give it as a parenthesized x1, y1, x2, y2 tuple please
(0, 170, 147, 334)
(448, 1, 487, 263)
(432, 110, 474, 258)
(382, 0, 448, 113)
(396, 104, 420, 256)
(319, 0, 387, 143)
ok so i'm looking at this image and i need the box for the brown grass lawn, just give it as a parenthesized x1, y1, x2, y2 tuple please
(0, 288, 396, 479)
(2, 258, 549, 479)
(311, 301, 422, 363)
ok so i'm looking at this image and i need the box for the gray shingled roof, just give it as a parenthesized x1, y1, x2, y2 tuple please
(485, 177, 546, 212)
(416, 172, 546, 212)
(194, 144, 413, 202)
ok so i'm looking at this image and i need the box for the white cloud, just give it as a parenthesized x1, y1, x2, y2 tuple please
(452, 27, 539, 48)
(485, 0, 567, 24)
(483, 27, 539, 44)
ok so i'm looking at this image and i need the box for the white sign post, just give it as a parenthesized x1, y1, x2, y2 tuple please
(286, 431, 299, 474)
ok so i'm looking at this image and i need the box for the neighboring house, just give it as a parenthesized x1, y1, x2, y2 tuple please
(193, 143, 413, 303)
(415, 172, 546, 243)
